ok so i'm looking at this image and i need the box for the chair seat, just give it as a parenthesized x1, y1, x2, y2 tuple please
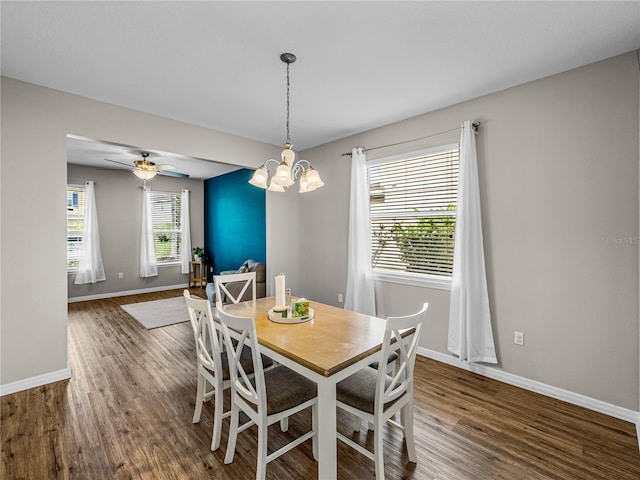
(337, 367, 402, 415)
(368, 352, 398, 370)
(244, 365, 317, 415)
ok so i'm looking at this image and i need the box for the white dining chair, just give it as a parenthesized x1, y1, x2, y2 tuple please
(213, 271, 289, 433)
(213, 272, 256, 305)
(336, 302, 429, 480)
(183, 290, 270, 451)
(217, 306, 318, 480)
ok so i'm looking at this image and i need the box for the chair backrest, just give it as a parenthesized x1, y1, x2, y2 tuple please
(213, 272, 257, 305)
(184, 290, 223, 376)
(375, 302, 429, 409)
(217, 307, 267, 414)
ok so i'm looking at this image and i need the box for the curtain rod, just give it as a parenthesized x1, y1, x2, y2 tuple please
(340, 121, 481, 156)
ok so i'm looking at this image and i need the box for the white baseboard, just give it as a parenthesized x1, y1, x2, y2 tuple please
(418, 347, 640, 425)
(68, 283, 190, 303)
(0, 368, 71, 396)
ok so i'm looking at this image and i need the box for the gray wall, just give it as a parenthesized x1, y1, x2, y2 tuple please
(0, 76, 279, 387)
(289, 52, 640, 411)
(67, 164, 204, 299)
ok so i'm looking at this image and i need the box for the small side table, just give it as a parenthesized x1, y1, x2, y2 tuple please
(190, 261, 205, 288)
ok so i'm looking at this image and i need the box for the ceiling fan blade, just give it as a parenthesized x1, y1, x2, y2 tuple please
(157, 170, 190, 178)
(156, 164, 175, 171)
(104, 158, 134, 167)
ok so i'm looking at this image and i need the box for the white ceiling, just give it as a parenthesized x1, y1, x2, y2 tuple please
(2, 1, 639, 178)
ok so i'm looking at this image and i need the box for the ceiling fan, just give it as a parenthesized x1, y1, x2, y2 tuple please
(104, 151, 189, 179)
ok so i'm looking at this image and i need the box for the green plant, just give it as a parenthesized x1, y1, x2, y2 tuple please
(192, 246, 205, 259)
(372, 205, 456, 276)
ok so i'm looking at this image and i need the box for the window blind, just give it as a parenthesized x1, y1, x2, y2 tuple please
(67, 185, 86, 269)
(369, 147, 459, 277)
(149, 191, 183, 263)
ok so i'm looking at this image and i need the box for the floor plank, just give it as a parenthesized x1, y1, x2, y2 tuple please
(2, 288, 639, 479)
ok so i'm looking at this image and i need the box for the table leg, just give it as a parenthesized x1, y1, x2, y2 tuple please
(316, 377, 337, 480)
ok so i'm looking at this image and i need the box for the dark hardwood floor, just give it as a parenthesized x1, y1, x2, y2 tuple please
(2, 288, 639, 479)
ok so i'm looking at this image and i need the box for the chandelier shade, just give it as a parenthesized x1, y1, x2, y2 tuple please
(268, 180, 285, 192)
(273, 161, 295, 187)
(249, 53, 324, 193)
(248, 167, 268, 188)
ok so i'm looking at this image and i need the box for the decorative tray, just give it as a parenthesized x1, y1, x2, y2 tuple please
(268, 307, 314, 324)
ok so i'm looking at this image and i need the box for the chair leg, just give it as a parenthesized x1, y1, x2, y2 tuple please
(256, 422, 268, 480)
(280, 416, 289, 432)
(210, 385, 223, 451)
(224, 403, 239, 465)
(402, 402, 417, 463)
(354, 416, 361, 432)
(373, 417, 385, 480)
(312, 402, 318, 461)
(193, 374, 204, 423)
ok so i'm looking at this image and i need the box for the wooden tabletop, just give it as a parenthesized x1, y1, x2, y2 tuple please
(222, 296, 387, 377)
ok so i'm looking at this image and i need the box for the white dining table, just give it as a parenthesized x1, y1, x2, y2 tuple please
(221, 295, 388, 480)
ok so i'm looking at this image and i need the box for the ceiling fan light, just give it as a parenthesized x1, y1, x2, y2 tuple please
(249, 167, 269, 189)
(134, 169, 157, 180)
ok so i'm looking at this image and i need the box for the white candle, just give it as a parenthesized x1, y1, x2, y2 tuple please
(275, 273, 286, 308)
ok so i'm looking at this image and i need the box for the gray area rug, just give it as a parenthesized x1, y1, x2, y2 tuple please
(121, 296, 195, 329)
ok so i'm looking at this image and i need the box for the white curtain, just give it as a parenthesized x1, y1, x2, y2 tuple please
(344, 147, 376, 316)
(448, 121, 497, 363)
(74, 181, 106, 284)
(140, 186, 158, 278)
(181, 189, 192, 275)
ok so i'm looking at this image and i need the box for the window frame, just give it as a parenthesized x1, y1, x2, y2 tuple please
(149, 189, 183, 266)
(367, 143, 459, 290)
(67, 184, 86, 272)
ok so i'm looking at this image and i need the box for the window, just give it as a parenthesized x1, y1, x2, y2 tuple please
(368, 144, 459, 288)
(67, 185, 86, 270)
(150, 191, 183, 264)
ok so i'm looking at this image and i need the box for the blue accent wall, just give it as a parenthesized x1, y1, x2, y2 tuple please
(204, 169, 266, 274)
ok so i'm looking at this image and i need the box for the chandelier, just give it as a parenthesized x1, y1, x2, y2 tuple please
(249, 53, 324, 193)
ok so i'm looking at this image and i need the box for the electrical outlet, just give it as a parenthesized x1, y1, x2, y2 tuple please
(514, 331, 524, 346)
(338, 293, 343, 303)
(118, 272, 124, 279)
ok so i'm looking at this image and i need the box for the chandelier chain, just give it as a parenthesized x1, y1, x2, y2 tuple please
(285, 62, 291, 145)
